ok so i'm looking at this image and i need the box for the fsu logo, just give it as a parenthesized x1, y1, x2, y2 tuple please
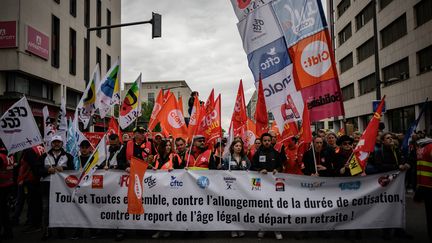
(65, 175, 79, 188)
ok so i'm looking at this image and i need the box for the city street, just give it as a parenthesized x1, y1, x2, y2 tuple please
(8, 193, 426, 243)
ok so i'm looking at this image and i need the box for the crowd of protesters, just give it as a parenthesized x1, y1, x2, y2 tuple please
(0, 125, 431, 242)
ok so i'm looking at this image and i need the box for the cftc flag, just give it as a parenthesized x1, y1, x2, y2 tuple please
(0, 97, 43, 155)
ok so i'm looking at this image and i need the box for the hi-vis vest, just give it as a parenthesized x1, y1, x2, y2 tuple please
(154, 153, 181, 170)
(187, 149, 211, 168)
(417, 143, 432, 188)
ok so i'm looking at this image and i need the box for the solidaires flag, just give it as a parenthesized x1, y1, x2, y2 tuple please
(119, 74, 142, 129)
(97, 59, 120, 118)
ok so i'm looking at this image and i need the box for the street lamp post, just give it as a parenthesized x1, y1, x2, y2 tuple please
(85, 12, 162, 82)
(372, 0, 382, 100)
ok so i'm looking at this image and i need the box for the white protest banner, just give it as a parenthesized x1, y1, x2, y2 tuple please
(0, 97, 43, 155)
(230, 0, 272, 21)
(50, 170, 405, 231)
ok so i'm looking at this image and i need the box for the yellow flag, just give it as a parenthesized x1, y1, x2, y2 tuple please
(349, 155, 363, 176)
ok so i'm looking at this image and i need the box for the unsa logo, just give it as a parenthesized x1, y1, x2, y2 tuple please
(168, 109, 185, 128)
(300, 40, 331, 77)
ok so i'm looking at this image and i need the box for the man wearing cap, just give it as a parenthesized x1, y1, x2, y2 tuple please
(100, 134, 122, 170)
(37, 135, 73, 240)
(334, 135, 354, 177)
(78, 140, 92, 169)
(117, 127, 156, 171)
(185, 135, 211, 169)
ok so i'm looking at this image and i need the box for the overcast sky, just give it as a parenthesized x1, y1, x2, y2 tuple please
(121, 0, 328, 130)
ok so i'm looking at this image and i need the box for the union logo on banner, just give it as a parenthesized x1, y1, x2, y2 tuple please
(289, 30, 337, 90)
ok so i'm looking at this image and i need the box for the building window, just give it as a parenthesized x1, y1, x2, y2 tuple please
(51, 15, 60, 68)
(84, 0, 90, 28)
(69, 28, 76, 75)
(415, 0, 432, 27)
(70, 0, 76, 17)
(106, 54, 111, 72)
(341, 83, 355, 101)
(388, 106, 415, 133)
(379, 0, 393, 10)
(337, 0, 350, 18)
(148, 92, 155, 105)
(358, 73, 376, 95)
(96, 47, 101, 68)
(357, 37, 375, 63)
(84, 38, 89, 81)
(66, 89, 82, 107)
(382, 57, 409, 85)
(338, 22, 352, 46)
(339, 53, 353, 73)
(6, 73, 53, 101)
(355, 2, 374, 31)
(418, 45, 432, 74)
(96, 0, 101, 38)
(106, 9, 111, 46)
(381, 14, 407, 48)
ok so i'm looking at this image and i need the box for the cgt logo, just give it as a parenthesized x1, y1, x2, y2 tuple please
(301, 40, 331, 77)
(92, 175, 104, 189)
(168, 109, 185, 128)
(65, 175, 79, 188)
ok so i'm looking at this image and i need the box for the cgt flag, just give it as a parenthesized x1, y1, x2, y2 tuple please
(148, 89, 163, 131)
(119, 74, 142, 129)
(128, 156, 149, 214)
(157, 93, 188, 139)
(0, 97, 43, 155)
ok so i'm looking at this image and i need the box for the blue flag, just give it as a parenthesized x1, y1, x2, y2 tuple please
(401, 98, 428, 158)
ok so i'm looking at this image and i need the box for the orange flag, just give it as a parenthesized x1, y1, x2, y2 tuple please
(157, 93, 188, 138)
(178, 96, 184, 116)
(127, 157, 148, 214)
(107, 117, 122, 143)
(187, 94, 201, 140)
(204, 89, 215, 114)
(298, 102, 312, 144)
(231, 80, 248, 138)
(163, 89, 171, 103)
(255, 77, 268, 137)
(244, 118, 258, 147)
(148, 89, 164, 131)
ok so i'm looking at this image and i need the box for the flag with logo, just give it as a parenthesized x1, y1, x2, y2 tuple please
(76, 134, 107, 188)
(245, 118, 258, 148)
(156, 93, 188, 139)
(204, 89, 215, 115)
(178, 96, 184, 116)
(43, 106, 56, 147)
(107, 116, 122, 143)
(119, 74, 142, 129)
(57, 96, 67, 134)
(127, 157, 149, 214)
(97, 59, 120, 118)
(187, 94, 201, 140)
(255, 78, 268, 137)
(350, 96, 386, 175)
(148, 89, 163, 131)
(77, 64, 100, 129)
(0, 97, 43, 155)
(298, 102, 312, 145)
(401, 98, 428, 158)
(231, 80, 248, 138)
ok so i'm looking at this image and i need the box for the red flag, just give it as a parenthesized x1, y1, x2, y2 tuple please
(178, 96, 184, 116)
(107, 117, 122, 143)
(196, 94, 222, 146)
(255, 77, 268, 137)
(148, 89, 164, 131)
(187, 94, 201, 140)
(204, 89, 215, 114)
(163, 89, 171, 103)
(354, 96, 386, 170)
(156, 94, 188, 139)
(231, 80, 248, 138)
(298, 102, 312, 144)
(127, 157, 148, 214)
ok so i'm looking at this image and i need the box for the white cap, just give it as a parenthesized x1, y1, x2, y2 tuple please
(51, 135, 63, 143)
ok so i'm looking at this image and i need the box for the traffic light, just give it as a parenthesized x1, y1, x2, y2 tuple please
(152, 12, 161, 39)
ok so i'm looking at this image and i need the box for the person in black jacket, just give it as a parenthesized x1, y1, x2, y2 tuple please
(302, 136, 335, 177)
(37, 135, 74, 240)
(251, 133, 283, 174)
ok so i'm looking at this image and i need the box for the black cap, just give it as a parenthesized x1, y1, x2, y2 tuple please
(79, 140, 91, 148)
(337, 135, 354, 146)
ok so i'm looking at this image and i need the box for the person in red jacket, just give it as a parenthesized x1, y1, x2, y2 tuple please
(186, 135, 211, 169)
(0, 139, 14, 240)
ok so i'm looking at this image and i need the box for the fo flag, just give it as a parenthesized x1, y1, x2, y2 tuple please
(119, 74, 142, 129)
(128, 157, 149, 214)
(0, 97, 43, 155)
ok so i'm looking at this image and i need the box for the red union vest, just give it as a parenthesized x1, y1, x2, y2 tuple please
(154, 153, 181, 170)
(417, 143, 432, 188)
(187, 149, 211, 168)
(0, 148, 14, 187)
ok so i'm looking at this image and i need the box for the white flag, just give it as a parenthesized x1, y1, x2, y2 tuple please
(97, 59, 120, 118)
(42, 106, 56, 147)
(119, 74, 142, 129)
(77, 64, 100, 129)
(0, 97, 43, 155)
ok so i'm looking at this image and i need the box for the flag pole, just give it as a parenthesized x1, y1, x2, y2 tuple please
(310, 141, 318, 175)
